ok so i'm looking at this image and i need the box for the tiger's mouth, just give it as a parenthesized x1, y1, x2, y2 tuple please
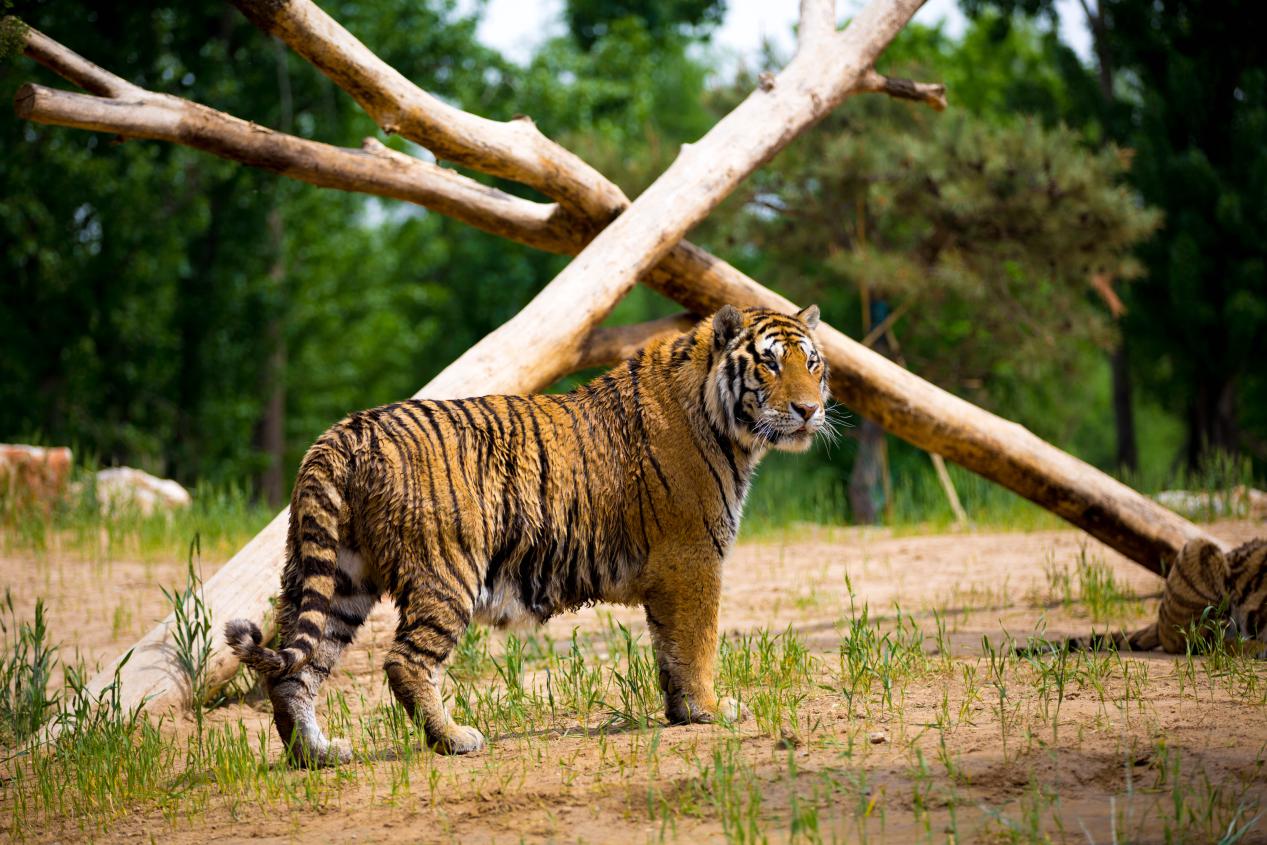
(753, 413, 825, 446)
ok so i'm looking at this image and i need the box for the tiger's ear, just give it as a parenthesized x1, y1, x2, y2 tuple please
(795, 304, 820, 330)
(712, 305, 743, 349)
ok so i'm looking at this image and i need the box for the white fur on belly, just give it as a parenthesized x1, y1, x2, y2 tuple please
(473, 580, 536, 629)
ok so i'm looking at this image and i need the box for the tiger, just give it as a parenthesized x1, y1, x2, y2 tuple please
(1022, 537, 1267, 657)
(226, 304, 831, 766)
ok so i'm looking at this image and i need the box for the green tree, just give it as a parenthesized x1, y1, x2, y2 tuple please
(698, 22, 1158, 519)
(961, 0, 1267, 471)
(0, 0, 519, 486)
(563, 0, 724, 50)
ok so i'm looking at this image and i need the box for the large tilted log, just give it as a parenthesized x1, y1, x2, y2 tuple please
(641, 249, 1219, 567)
(24, 0, 934, 718)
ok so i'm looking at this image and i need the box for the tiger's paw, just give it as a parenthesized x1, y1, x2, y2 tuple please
(289, 736, 353, 768)
(431, 724, 486, 756)
(668, 696, 751, 726)
(716, 696, 752, 724)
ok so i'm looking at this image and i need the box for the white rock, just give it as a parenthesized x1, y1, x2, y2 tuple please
(95, 467, 192, 516)
(1154, 485, 1267, 520)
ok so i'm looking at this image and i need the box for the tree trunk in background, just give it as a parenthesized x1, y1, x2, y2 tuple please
(1111, 341, 1137, 471)
(849, 418, 886, 524)
(1084, 2, 1139, 475)
(256, 217, 286, 506)
(849, 296, 891, 523)
(1187, 378, 1240, 470)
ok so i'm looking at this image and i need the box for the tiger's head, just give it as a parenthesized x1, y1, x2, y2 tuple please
(706, 304, 831, 453)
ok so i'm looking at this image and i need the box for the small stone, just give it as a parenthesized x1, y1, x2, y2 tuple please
(868, 731, 888, 744)
(95, 466, 191, 515)
(776, 728, 802, 750)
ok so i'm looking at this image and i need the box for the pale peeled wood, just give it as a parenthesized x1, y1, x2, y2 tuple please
(10, 24, 587, 254)
(48, 0, 930, 717)
(388, 0, 933, 402)
(576, 313, 697, 370)
(643, 245, 1221, 569)
(229, 0, 628, 225)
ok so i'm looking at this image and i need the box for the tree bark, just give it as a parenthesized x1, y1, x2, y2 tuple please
(256, 207, 288, 507)
(849, 419, 886, 524)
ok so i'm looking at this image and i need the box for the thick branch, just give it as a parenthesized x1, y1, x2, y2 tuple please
(798, 0, 838, 50)
(229, 0, 627, 226)
(10, 31, 587, 253)
(576, 313, 697, 370)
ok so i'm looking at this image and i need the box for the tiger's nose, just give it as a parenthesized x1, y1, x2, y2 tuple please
(790, 402, 819, 421)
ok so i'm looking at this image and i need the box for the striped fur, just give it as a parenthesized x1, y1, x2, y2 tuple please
(1029, 538, 1267, 657)
(227, 305, 830, 765)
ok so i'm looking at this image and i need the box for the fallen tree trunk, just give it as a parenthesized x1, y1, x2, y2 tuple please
(31, 0, 933, 718)
(644, 245, 1218, 568)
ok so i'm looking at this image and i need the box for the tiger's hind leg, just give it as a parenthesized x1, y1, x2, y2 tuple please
(269, 547, 378, 767)
(383, 572, 485, 755)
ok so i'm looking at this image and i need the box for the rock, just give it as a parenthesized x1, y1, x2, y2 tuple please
(868, 730, 888, 744)
(775, 727, 803, 750)
(1154, 485, 1267, 520)
(95, 467, 191, 516)
(0, 444, 73, 508)
(1247, 487, 1267, 521)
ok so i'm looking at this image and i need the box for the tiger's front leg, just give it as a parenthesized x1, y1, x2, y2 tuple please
(643, 550, 746, 725)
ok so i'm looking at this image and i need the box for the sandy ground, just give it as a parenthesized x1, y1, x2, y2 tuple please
(4, 519, 1267, 843)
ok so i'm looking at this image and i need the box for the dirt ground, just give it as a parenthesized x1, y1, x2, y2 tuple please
(5, 519, 1267, 843)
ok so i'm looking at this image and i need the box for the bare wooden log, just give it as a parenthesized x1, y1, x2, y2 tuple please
(9, 20, 938, 258)
(643, 244, 1221, 569)
(229, 0, 628, 226)
(45, 0, 931, 720)
(11, 26, 587, 253)
(576, 313, 697, 370)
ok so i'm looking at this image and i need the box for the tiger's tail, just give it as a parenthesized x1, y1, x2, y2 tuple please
(1016, 623, 1160, 657)
(1063, 622, 1160, 653)
(226, 436, 350, 679)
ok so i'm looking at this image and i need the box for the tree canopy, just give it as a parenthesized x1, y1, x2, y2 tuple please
(960, 0, 1267, 470)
